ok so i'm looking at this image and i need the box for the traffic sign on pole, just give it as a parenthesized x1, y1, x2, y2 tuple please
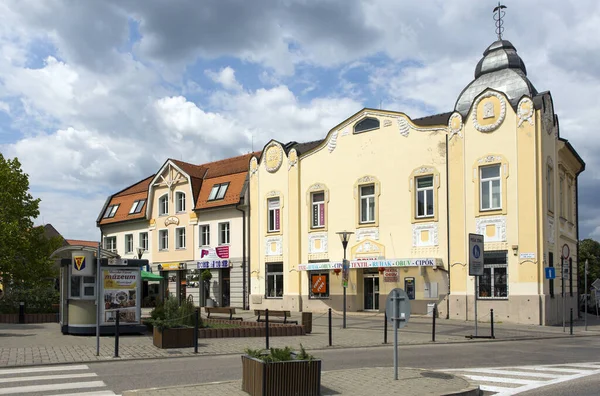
(385, 288, 411, 381)
(544, 267, 556, 280)
(468, 233, 484, 276)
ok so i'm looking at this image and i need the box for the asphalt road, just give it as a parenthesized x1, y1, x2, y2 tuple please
(90, 336, 600, 394)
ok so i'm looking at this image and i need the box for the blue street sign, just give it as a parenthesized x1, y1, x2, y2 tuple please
(545, 267, 556, 280)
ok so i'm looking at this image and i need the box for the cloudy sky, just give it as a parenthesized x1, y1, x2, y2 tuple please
(0, 0, 599, 241)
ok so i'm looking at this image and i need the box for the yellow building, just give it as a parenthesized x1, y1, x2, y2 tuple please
(249, 38, 584, 325)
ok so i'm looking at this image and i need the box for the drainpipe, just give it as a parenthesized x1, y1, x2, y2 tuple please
(236, 202, 247, 310)
(445, 134, 451, 319)
(575, 171, 582, 319)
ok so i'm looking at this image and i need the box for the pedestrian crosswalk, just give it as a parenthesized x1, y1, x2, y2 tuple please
(441, 362, 600, 395)
(0, 364, 120, 395)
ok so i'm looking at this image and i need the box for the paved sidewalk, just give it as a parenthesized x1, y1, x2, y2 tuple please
(122, 367, 478, 396)
(0, 310, 597, 367)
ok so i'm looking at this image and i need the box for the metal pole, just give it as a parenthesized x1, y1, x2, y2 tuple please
(393, 289, 398, 381)
(328, 308, 332, 347)
(265, 308, 269, 349)
(114, 310, 120, 358)
(384, 312, 387, 344)
(562, 257, 566, 332)
(570, 308, 573, 335)
(19, 302, 25, 324)
(490, 309, 495, 339)
(96, 239, 101, 356)
(432, 304, 436, 342)
(474, 276, 478, 337)
(585, 259, 588, 331)
(343, 247, 347, 329)
(194, 308, 199, 353)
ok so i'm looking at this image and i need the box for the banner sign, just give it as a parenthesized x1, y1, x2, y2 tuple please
(383, 268, 399, 282)
(342, 260, 349, 288)
(298, 258, 438, 271)
(197, 259, 230, 269)
(101, 268, 139, 325)
(198, 246, 231, 269)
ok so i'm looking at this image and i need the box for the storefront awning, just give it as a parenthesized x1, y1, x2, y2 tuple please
(141, 270, 164, 281)
(298, 258, 442, 271)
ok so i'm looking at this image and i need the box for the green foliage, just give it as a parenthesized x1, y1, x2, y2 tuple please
(244, 344, 316, 362)
(147, 297, 200, 331)
(201, 269, 212, 281)
(0, 286, 59, 314)
(579, 238, 600, 293)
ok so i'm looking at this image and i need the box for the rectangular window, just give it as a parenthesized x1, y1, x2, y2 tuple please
(208, 183, 229, 201)
(477, 250, 508, 299)
(268, 198, 280, 232)
(129, 199, 146, 214)
(159, 195, 168, 216)
(547, 166, 554, 212)
(104, 236, 117, 252)
(70, 276, 81, 298)
(360, 184, 375, 223)
(309, 272, 329, 299)
(549, 252, 554, 298)
(70, 275, 95, 299)
(559, 175, 565, 217)
(266, 263, 283, 298)
(567, 181, 573, 221)
(219, 222, 230, 245)
(176, 192, 186, 213)
(424, 282, 438, 298)
(159, 229, 169, 251)
(480, 165, 501, 211)
(176, 227, 186, 249)
(199, 225, 210, 246)
(311, 192, 325, 228)
(103, 204, 119, 218)
(140, 232, 148, 252)
(125, 234, 133, 254)
(83, 276, 95, 297)
(416, 175, 434, 218)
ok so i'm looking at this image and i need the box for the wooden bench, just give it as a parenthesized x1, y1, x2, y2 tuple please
(254, 309, 298, 324)
(204, 307, 243, 321)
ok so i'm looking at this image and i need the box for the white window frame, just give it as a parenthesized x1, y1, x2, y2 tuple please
(104, 236, 117, 252)
(311, 192, 325, 228)
(547, 165, 554, 213)
(199, 224, 210, 246)
(480, 165, 502, 211)
(125, 234, 133, 254)
(139, 232, 148, 252)
(208, 183, 229, 201)
(567, 179, 573, 221)
(219, 222, 230, 245)
(158, 229, 169, 251)
(103, 204, 119, 218)
(158, 194, 169, 216)
(559, 174, 565, 218)
(69, 271, 96, 300)
(266, 263, 284, 298)
(477, 251, 508, 300)
(175, 227, 186, 249)
(360, 184, 376, 224)
(176, 191, 186, 213)
(268, 198, 280, 232)
(416, 175, 434, 218)
(129, 199, 146, 214)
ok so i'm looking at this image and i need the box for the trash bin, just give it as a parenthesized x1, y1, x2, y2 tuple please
(302, 312, 313, 334)
(427, 303, 436, 317)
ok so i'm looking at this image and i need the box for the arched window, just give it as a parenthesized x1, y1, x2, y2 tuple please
(354, 117, 380, 134)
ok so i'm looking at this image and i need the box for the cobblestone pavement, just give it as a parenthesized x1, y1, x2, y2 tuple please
(0, 310, 596, 367)
(122, 367, 476, 396)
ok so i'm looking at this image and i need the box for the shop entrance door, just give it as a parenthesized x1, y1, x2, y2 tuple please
(364, 275, 380, 311)
(221, 268, 230, 307)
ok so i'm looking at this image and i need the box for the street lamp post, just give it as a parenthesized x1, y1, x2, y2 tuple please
(337, 231, 354, 329)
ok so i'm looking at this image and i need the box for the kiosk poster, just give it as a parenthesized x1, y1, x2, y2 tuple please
(101, 269, 139, 325)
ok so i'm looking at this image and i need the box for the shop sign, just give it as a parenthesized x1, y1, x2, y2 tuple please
(383, 268, 399, 282)
(101, 268, 139, 325)
(298, 258, 437, 271)
(311, 275, 327, 294)
(200, 246, 230, 259)
(197, 259, 230, 269)
(159, 262, 186, 271)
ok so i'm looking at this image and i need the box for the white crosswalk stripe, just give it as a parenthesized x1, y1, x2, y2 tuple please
(439, 361, 600, 395)
(0, 364, 120, 395)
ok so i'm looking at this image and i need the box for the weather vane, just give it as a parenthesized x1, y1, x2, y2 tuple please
(493, 2, 507, 40)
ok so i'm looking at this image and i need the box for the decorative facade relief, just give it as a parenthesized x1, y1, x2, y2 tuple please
(517, 97, 534, 128)
(472, 91, 507, 133)
(476, 216, 507, 243)
(355, 227, 379, 241)
(249, 157, 258, 177)
(414, 166, 434, 175)
(547, 216, 555, 244)
(383, 119, 392, 127)
(448, 112, 463, 139)
(353, 239, 384, 257)
(265, 236, 283, 256)
(288, 149, 298, 170)
(266, 190, 280, 198)
(412, 223, 439, 247)
(478, 155, 502, 164)
(327, 131, 338, 153)
(308, 233, 328, 254)
(340, 127, 350, 137)
(264, 142, 283, 173)
(398, 117, 410, 137)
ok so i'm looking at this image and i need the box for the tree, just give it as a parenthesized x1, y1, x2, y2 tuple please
(578, 238, 600, 294)
(0, 154, 57, 287)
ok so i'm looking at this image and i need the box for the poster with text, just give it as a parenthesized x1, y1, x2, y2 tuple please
(101, 268, 140, 325)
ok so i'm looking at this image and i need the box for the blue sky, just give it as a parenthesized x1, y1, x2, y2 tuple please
(0, 0, 599, 241)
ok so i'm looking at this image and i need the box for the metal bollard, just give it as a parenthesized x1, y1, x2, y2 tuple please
(570, 308, 573, 335)
(432, 304, 436, 342)
(194, 308, 199, 353)
(265, 309, 269, 349)
(114, 310, 120, 358)
(19, 302, 25, 324)
(490, 309, 495, 339)
(383, 312, 387, 344)
(328, 308, 332, 347)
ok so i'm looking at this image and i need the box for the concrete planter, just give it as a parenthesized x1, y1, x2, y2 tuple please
(241, 354, 321, 396)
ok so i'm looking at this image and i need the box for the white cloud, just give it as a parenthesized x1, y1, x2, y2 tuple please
(0, 101, 10, 114)
(204, 67, 243, 91)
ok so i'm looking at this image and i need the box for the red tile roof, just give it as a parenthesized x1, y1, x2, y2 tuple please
(66, 239, 100, 248)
